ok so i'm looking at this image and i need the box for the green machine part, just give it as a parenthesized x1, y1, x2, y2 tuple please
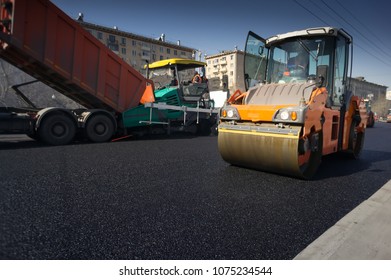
(122, 87, 184, 128)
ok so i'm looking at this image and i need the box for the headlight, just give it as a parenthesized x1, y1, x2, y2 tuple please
(220, 106, 240, 120)
(274, 107, 305, 123)
(280, 110, 289, 120)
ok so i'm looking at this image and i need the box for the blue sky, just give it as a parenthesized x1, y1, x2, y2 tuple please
(51, 0, 390, 88)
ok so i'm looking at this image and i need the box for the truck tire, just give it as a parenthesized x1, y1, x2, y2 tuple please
(367, 112, 374, 128)
(85, 114, 114, 143)
(38, 113, 76, 145)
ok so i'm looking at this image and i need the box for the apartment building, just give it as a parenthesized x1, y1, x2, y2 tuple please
(205, 50, 245, 93)
(77, 17, 196, 75)
(349, 77, 389, 116)
(349, 77, 387, 101)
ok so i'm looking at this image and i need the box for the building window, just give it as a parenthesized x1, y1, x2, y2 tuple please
(167, 48, 171, 54)
(142, 50, 150, 57)
(121, 37, 126, 45)
(160, 55, 164, 60)
(108, 35, 116, 43)
(121, 48, 126, 54)
(160, 47, 164, 52)
(132, 50, 137, 56)
(132, 40, 137, 46)
(97, 32, 103, 39)
(174, 50, 177, 55)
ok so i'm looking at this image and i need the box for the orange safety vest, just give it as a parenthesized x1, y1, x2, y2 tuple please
(192, 74, 201, 83)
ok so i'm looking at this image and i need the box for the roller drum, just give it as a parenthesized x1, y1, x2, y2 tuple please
(218, 125, 321, 179)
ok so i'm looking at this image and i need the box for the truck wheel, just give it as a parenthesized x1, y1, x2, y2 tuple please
(38, 113, 76, 145)
(348, 118, 365, 159)
(85, 114, 114, 143)
(367, 113, 374, 127)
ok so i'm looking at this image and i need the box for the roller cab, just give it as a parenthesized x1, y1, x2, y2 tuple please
(218, 28, 367, 179)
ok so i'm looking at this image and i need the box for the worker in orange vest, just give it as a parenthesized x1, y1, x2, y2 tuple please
(192, 71, 202, 83)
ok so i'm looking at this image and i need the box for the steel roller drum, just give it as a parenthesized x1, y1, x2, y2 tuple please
(218, 124, 308, 178)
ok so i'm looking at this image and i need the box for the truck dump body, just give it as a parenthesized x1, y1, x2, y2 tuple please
(0, 0, 147, 113)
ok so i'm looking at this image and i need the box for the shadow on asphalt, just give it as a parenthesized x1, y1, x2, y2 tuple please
(314, 149, 391, 180)
(0, 132, 217, 150)
(221, 149, 390, 182)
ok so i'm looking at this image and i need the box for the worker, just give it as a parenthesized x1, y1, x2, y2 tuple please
(169, 74, 178, 86)
(295, 52, 308, 70)
(192, 71, 202, 83)
(285, 52, 308, 78)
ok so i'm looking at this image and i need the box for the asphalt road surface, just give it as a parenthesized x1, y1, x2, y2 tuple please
(1, 122, 390, 260)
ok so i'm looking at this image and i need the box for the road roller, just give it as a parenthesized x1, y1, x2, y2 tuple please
(218, 27, 367, 179)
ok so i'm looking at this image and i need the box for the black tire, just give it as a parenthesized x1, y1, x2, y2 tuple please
(26, 131, 40, 141)
(299, 131, 323, 180)
(85, 114, 114, 143)
(348, 118, 365, 159)
(367, 112, 374, 128)
(38, 113, 76, 145)
(196, 119, 212, 136)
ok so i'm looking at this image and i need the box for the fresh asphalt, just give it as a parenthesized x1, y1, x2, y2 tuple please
(1, 122, 390, 259)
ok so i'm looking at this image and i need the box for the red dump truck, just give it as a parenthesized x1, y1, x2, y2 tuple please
(0, 0, 216, 145)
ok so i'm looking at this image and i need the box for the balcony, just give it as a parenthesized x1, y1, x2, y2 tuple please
(107, 43, 119, 53)
(107, 38, 118, 45)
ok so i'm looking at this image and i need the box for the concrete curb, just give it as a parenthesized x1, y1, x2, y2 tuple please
(294, 179, 391, 259)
